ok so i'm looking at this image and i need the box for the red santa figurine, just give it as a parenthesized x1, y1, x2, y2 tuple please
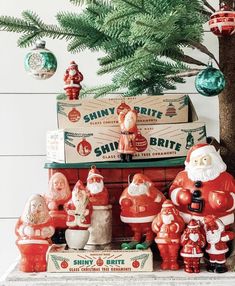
(118, 109, 138, 162)
(180, 219, 206, 273)
(64, 180, 93, 249)
(64, 61, 83, 100)
(45, 172, 71, 244)
(204, 215, 235, 273)
(120, 173, 165, 250)
(152, 200, 185, 270)
(15, 194, 55, 272)
(86, 166, 109, 206)
(169, 143, 235, 228)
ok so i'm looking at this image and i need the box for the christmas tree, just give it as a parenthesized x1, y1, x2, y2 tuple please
(0, 0, 234, 175)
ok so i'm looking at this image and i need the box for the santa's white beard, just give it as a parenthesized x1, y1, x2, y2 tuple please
(50, 189, 69, 201)
(186, 154, 226, 182)
(25, 211, 48, 225)
(162, 214, 174, 225)
(206, 229, 221, 244)
(128, 182, 148, 196)
(87, 181, 104, 194)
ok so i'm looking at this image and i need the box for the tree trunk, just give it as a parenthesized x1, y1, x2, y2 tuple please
(219, 0, 235, 176)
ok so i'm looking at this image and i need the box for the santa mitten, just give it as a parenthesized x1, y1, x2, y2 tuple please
(121, 198, 133, 207)
(177, 188, 192, 205)
(208, 190, 229, 211)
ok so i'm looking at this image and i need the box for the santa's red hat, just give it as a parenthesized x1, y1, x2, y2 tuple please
(185, 143, 217, 165)
(69, 61, 78, 67)
(132, 173, 152, 185)
(187, 219, 200, 229)
(161, 199, 175, 209)
(87, 166, 103, 181)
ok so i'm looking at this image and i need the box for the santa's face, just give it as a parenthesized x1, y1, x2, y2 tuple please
(87, 177, 104, 194)
(24, 196, 49, 225)
(128, 182, 149, 196)
(124, 111, 136, 130)
(72, 189, 86, 205)
(161, 208, 174, 224)
(191, 154, 212, 167)
(53, 178, 65, 192)
(69, 68, 77, 76)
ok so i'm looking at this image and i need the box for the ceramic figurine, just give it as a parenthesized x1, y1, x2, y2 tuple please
(120, 173, 165, 250)
(180, 219, 206, 273)
(45, 172, 71, 244)
(152, 200, 185, 270)
(118, 109, 138, 162)
(204, 215, 235, 273)
(169, 143, 235, 228)
(64, 180, 92, 249)
(15, 194, 55, 272)
(64, 61, 83, 100)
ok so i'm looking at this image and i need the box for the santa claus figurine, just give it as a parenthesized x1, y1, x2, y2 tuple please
(169, 143, 235, 228)
(152, 200, 185, 270)
(204, 215, 235, 273)
(15, 194, 55, 272)
(64, 180, 93, 249)
(118, 109, 138, 162)
(86, 166, 109, 206)
(45, 172, 71, 243)
(64, 61, 83, 100)
(120, 173, 165, 250)
(180, 219, 206, 273)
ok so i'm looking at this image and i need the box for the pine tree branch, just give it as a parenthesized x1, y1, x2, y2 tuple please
(202, 0, 216, 13)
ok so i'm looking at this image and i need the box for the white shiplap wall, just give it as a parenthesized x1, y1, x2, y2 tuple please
(0, 0, 219, 278)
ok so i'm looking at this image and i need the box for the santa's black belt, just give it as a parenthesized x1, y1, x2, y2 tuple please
(121, 131, 134, 135)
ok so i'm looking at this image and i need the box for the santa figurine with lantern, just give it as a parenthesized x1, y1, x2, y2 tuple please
(169, 143, 235, 228)
(64, 61, 83, 100)
(119, 173, 165, 250)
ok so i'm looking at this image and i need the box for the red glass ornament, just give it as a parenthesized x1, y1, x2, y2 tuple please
(209, 3, 235, 36)
(117, 101, 131, 115)
(135, 131, 148, 152)
(77, 138, 92, 156)
(68, 108, 81, 122)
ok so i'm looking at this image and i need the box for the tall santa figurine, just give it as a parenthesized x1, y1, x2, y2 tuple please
(120, 173, 165, 250)
(169, 143, 235, 227)
(86, 166, 112, 245)
(15, 194, 55, 272)
(65, 180, 93, 249)
(64, 61, 83, 100)
(45, 172, 71, 243)
(180, 219, 206, 273)
(152, 200, 185, 270)
(204, 215, 235, 273)
(118, 109, 138, 162)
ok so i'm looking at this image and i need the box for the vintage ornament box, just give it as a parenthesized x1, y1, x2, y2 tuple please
(47, 245, 153, 273)
(57, 94, 189, 128)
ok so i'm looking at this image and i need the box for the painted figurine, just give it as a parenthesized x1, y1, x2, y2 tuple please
(15, 194, 54, 272)
(152, 200, 185, 270)
(204, 215, 235, 273)
(180, 219, 206, 273)
(45, 172, 71, 244)
(64, 180, 92, 249)
(118, 109, 138, 162)
(86, 166, 109, 206)
(64, 61, 83, 100)
(120, 173, 165, 250)
(169, 143, 235, 228)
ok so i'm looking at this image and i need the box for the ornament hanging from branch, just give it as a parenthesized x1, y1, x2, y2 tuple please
(195, 60, 225, 97)
(209, 2, 235, 36)
(24, 40, 57, 80)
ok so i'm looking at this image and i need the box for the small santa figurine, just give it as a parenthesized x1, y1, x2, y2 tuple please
(86, 166, 109, 206)
(64, 180, 93, 249)
(64, 61, 83, 100)
(152, 200, 185, 270)
(45, 172, 71, 243)
(169, 143, 235, 227)
(180, 219, 206, 273)
(204, 215, 235, 273)
(120, 173, 165, 250)
(118, 109, 138, 162)
(15, 194, 55, 272)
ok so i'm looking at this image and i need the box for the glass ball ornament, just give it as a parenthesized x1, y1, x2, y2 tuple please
(24, 40, 57, 79)
(195, 65, 225, 97)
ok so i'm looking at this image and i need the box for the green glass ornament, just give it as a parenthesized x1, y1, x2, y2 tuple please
(195, 63, 225, 97)
(24, 40, 57, 80)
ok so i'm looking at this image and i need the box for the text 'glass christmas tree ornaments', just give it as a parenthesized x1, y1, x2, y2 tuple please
(24, 40, 57, 80)
(64, 61, 83, 100)
(120, 173, 165, 250)
(64, 180, 92, 249)
(195, 62, 225, 97)
(15, 194, 55, 272)
(209, 2, 235, 36)
(152, 200, 185, 270)
(169, 143, 235, 228)
(45, 172, 71, 244)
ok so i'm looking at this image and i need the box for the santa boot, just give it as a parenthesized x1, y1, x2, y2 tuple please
(121, 241, 139, 250)
(206, 262, 216, 272)
(126, 154, 133, 162)
(136, 240, 152, 250)
(215, 263, 228, 273)
(120, 153, 125, 162)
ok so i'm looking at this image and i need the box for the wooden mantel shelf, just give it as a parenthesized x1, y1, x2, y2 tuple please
(2, 262, 235, 286)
